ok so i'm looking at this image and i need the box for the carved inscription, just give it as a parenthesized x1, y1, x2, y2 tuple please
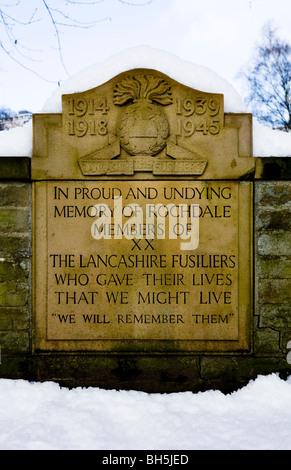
(34, 180, 252, 352)
(176, 97, 221, 137)
(66, 89, 222, 140)
(49, 181, 237, 341)
(59, 71, 226, 177)
(68, 98, 110, 137)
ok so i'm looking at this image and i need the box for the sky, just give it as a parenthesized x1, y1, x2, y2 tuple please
(0, 0, 291, 113)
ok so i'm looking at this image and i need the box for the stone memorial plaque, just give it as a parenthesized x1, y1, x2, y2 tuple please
(32, 68, 254, 354)
(32, 69, 254, 181)
(33, 179, 252, 352)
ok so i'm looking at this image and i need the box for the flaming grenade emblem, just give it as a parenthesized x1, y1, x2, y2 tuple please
(79, 72, 208, 177)
(113, 75, 173, 157)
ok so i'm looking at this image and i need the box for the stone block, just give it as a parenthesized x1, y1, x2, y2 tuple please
(256, 257, 291, 279)
(256, 207, 291, 231)
(0, 309, 13, 330)
(0, 307, 30, 330)
(0, 331, 30, 353)
(0, 208, 30, 233)
(255, 159, 291, 180)
(280, 330, 291, 354)
(258, 279, 291, 304)
(200, 355, 289, 385)
(0, 356, 37, 381)
(259, 304, 291, 328)
(0, 259, 29, 283)
(0, 282, 29, 307)
(257, 232, 291, 256)
(0, 183, 31, 207)
(36, 355, 201, 392)
(0, 157, 30, 180)
(255, 181, 291, 206)
(254, 327, 281, 354)
(0, 234, 31, 260)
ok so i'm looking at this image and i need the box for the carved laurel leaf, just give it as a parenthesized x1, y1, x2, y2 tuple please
(114, 75, 172, 106)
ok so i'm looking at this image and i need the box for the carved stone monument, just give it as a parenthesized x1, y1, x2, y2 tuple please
(32, 69, 254, 355)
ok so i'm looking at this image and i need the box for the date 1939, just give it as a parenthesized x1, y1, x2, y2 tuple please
(176, 97, 221, 137)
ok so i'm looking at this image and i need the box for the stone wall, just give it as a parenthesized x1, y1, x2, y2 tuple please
(0, 156, 290, 393)
(199, 175, 291, 392)
(0, 158, 34, 379)
(255, 181, 291, 358)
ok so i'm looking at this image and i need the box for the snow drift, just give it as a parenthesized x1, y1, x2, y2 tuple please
(1, 47, 290, 157)
(0, 374, 290, 450)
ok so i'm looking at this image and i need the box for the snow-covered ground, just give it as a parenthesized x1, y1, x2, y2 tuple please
(0, 374, 290, 450)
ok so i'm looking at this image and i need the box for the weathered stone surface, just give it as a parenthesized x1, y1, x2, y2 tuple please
(200, 356, 288, 382)
(257, 233, 291, 256)
(0, 308, 13, 330)
(0, 260, 29, 282)
(0, 282, 29, 307)
(0, 180, 31, 364)
(255, 181, 291, 205)
(259, 304, 291, 328)
(32, 69, 254, 181)
(255, 158, 291, 180)
(0, 356, 37, 381)
(36, 355, 202, 392)
(0, 306, 30, 330)
(0, 331, 30, 353)
(254, 180, 291, 367)
(280, 330, 291, 354)
(0, 234, 31, 260)
(0, 208, 30, 233)
(256, 207, 291, 231)
(0, 184, 30, 207)
(0, 157, 30, 180)
(256, 257, 291, 279)
(33, 180, 252, 354)
(258, 279, 291, 304)
(254, 327, 281, 354)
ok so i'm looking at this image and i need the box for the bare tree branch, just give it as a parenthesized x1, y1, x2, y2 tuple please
(41, 0, 70, 76)
(0, 0, 155, 84)
(0, 40, 57, 83)
(241, 23, 291, 131)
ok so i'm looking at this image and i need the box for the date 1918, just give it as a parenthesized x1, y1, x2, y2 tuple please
(68, 119, 108, 138)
